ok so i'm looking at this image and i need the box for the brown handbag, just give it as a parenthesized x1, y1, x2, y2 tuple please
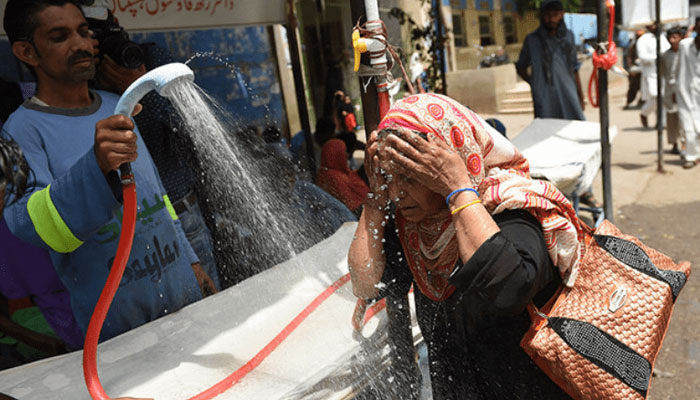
(521, 220, 691, 400)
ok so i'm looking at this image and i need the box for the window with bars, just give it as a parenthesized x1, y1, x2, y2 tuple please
(478, 15, 493, 46)
(504, 15, 517, 44)
(452, 14, 467, 47)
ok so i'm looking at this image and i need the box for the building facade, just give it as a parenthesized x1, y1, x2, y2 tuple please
(444, 0, 539, 70)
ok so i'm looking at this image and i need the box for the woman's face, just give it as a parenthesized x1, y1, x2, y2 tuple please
(387, 173, 444, 222)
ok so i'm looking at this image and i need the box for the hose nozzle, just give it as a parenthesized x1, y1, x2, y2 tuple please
(114, 62, 194, 117)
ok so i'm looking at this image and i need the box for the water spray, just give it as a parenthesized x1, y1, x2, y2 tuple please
(82, 62, 194, 400)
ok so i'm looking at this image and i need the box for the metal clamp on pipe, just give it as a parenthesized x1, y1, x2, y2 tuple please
(352, 29, 387, 76)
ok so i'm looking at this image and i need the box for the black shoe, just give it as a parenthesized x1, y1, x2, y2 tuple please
(670, 145, 680, 155)
(640, 114, 648, 128)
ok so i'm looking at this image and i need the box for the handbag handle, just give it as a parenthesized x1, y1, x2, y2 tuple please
(525, 284, 566, 330)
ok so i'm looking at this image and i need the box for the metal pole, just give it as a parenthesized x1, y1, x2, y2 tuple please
(351, 0, 381, 139)
(434, 0, 447, 94)
(655, 0, 664, 173)
(597, 0, 613, 222)
(286, 0, 316, 176)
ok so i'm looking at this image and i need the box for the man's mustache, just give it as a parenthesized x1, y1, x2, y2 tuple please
(68, 50, 94, 65)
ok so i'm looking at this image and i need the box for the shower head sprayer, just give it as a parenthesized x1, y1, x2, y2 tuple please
(114, 62, 194, 117)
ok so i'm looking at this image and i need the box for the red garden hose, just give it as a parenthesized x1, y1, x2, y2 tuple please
(80, 171, 369, 399)
(83, 175, 137, 400)
(588, 0, 617, 108)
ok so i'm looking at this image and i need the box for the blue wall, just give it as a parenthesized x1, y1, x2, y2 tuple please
(130, 26, 285, 131)
(564, 13, 598, 46)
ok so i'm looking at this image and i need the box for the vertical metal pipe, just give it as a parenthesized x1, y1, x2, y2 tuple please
(364, 0, 379, 21)
(286, 1, 316, 176)
(655, 0, 664, 173)
(351, 0, 381, 139)
(434, 0, 447, 94)
(597, 0, 613, 222)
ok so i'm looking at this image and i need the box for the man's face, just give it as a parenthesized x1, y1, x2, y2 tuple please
(542, 10, 564, 32)
(668, 33, 682, 51)
(26, 3, 97, 84)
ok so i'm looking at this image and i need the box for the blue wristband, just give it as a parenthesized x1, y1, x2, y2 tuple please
(445, 188, 479, 206)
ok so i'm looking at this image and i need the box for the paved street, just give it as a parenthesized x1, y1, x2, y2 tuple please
(484, 74, 700, 399)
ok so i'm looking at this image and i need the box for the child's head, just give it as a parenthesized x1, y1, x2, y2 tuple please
(0, 137, 30, 213)
(667, 26, 685, 51)
(344, 95, 352, 104)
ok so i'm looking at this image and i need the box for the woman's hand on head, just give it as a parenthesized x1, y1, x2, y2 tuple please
(364, 130, 391, 210)
(379, 129, 471, 197)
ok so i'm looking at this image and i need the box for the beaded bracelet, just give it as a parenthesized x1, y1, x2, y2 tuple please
(445, 188, 479, 206)
(451, 199, 482, 215)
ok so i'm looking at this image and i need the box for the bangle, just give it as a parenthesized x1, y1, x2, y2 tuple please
(445, 188, 479, 206)
(451, 199, 482, 215)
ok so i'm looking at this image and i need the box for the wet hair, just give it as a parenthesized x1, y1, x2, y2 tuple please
(0, 136, 32, 204)
(3, 0, 82, 45)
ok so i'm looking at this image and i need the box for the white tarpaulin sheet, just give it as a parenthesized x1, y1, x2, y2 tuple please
(621, 0, 690, 28)
(512, 119, 617, 196)
(0, 0, 285, 35)
(0, 223, 393, 400)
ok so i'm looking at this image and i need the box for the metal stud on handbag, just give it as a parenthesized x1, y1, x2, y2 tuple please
(521, 220, 691, 400)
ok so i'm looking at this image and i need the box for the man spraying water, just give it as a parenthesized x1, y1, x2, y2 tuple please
(1, 0, 209, 347)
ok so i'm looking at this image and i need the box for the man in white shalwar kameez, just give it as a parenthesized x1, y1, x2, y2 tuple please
(677, 19, 700, 169)
(636, 24, 670, 128)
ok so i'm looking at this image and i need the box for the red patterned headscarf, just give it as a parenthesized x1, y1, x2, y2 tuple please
(378, 93, 584, 301)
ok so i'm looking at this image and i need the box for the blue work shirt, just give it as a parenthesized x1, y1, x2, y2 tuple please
(2, 90, 201, 343)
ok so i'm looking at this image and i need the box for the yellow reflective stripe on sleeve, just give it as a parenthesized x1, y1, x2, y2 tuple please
(163, 194, 178, 220)
(26, 185, 83, 253)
